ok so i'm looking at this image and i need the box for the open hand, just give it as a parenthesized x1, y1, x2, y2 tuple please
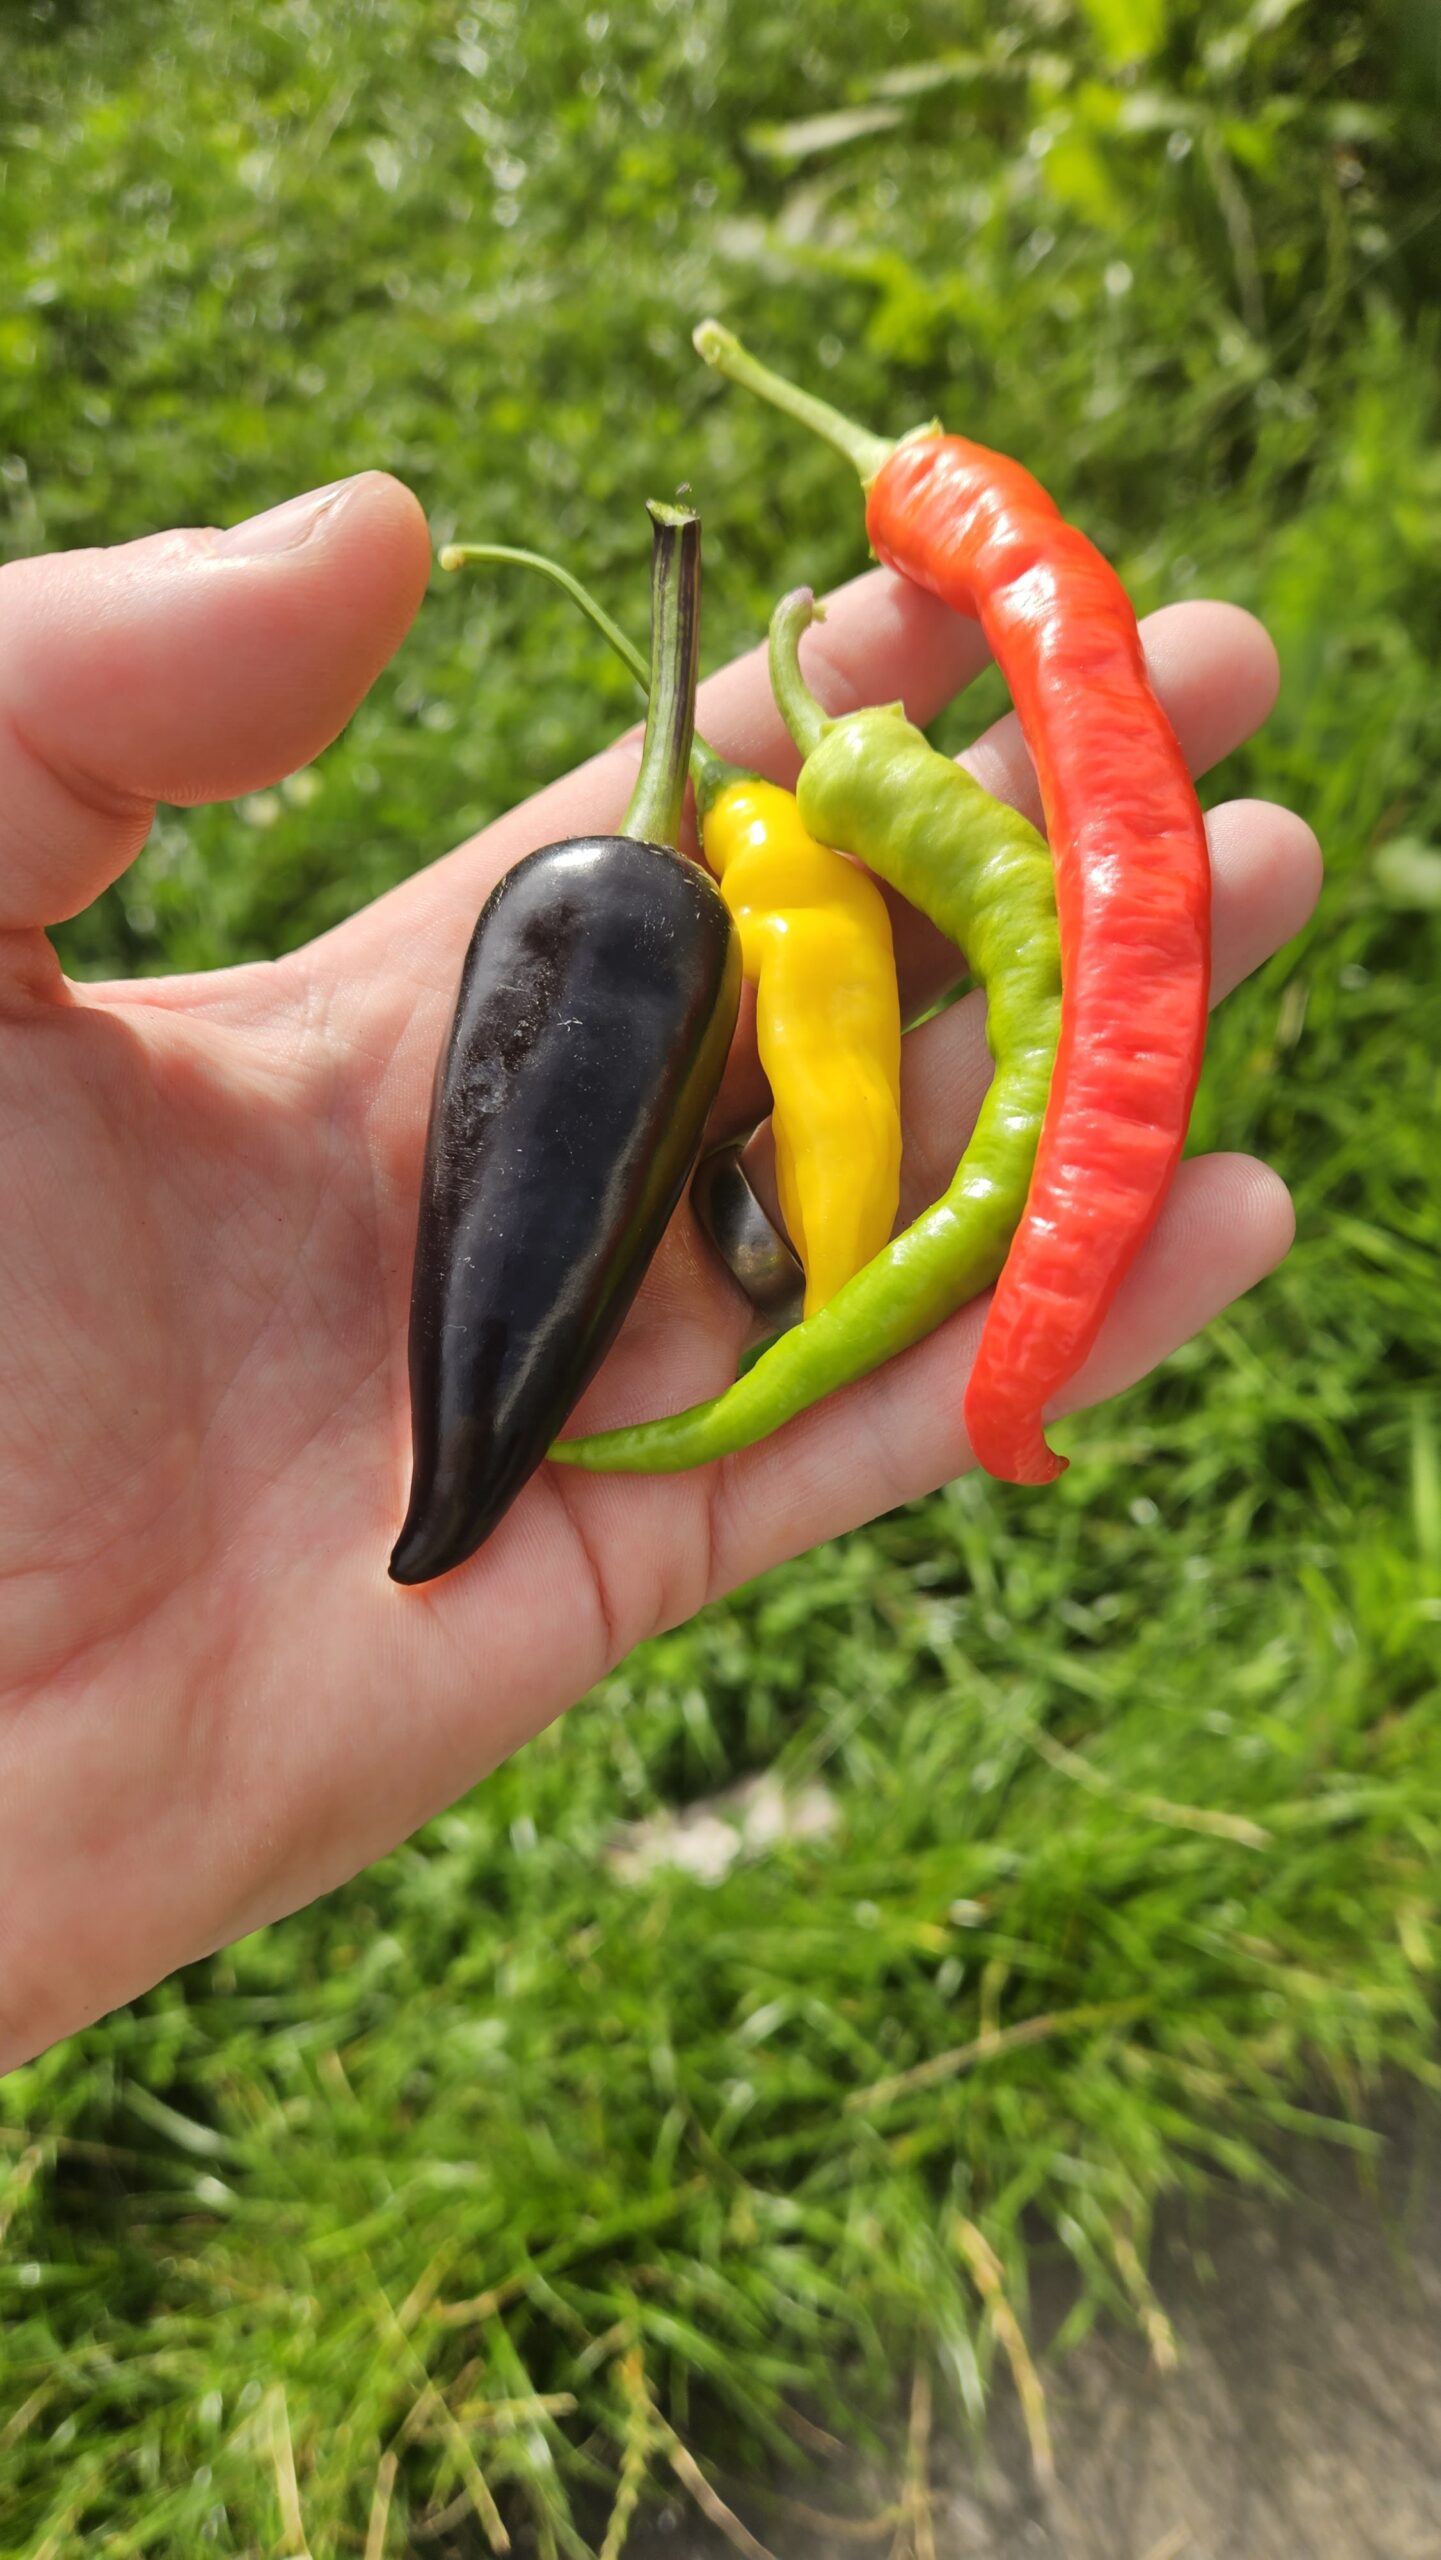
(0, 473, 1320, 2066)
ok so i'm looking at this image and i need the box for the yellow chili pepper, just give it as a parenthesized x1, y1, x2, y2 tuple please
(700, 776, 901, 1316)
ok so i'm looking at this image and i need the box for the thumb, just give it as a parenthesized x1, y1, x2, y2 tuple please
(0, 470, 432, 932)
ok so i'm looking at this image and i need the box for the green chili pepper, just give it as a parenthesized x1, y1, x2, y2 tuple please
(549, 586, 1062, 1475)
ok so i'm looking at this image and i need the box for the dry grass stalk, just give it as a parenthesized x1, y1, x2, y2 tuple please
(265, 2385, 310, 2557)
(364, 2448, 398, 2560)
(1025, 1721, 1271, 1850)
(954, 2221, 1054, 2488)
(849, 2001, 1143, 2112)
(665, 2433, 782, 2560)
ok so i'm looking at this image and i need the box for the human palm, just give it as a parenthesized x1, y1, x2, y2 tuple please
(0, 473, 1319, 2068)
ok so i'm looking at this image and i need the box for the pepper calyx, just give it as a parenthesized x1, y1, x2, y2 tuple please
(693, 744, 756, 822)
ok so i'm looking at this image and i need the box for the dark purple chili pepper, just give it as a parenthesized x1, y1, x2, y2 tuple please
(389, 502, 739, 1585)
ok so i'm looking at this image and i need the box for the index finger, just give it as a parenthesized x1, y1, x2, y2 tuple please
(694, 562, 988, 783)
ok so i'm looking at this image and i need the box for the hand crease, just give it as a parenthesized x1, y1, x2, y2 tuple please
(0, 699, 155, 834)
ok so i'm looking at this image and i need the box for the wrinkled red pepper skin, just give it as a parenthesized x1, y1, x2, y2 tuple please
(866, 435, 1211, 1484)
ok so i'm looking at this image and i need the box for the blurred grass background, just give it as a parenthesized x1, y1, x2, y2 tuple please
(1, 0, 1439, 2551)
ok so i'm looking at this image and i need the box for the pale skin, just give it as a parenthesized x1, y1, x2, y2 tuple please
(0, 472, 1321, 2072)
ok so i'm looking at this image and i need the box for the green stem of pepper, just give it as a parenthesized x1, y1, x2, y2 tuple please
(766, 587, 833, 759)
(618, 501, 700, 849)
(442, 539, 650, 686)
(441, 533, 749, 821)
(692, 320, 900, 487)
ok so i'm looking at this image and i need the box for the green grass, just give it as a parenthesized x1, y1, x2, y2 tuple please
(2, 0, 1440, 2550)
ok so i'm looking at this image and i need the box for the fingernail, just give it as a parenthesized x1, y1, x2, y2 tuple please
(212, 476, 360, 558)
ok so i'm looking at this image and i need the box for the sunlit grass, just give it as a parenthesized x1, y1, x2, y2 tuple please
(1, 0, 1438, 2550)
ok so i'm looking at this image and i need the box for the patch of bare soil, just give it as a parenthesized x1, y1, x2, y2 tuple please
(628, 2095, 1441, 2560)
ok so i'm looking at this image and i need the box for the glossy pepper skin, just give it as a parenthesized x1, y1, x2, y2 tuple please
(550, 589, 1060, 1476)
(390, 506, 739, 1584)
(442, 542, 903, 1321)
(693, 324, 1212, 1486)
(698, 773, 900, 1317)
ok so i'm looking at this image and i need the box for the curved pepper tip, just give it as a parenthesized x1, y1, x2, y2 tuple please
(387, 1519, 452, 1587)
(387, 1488, 491, 1587)
(966, 1418, 1069, 1488)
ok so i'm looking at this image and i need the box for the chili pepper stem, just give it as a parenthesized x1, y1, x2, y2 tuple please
(444, 527, 749, 826)
(767, 589, 834, 759)
(620, 503, 700, 847)
(442, 541, 649, 686)
(693, 320, 930, 489)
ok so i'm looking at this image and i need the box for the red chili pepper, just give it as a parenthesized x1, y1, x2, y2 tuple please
(694, 324, 1212, 1484)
